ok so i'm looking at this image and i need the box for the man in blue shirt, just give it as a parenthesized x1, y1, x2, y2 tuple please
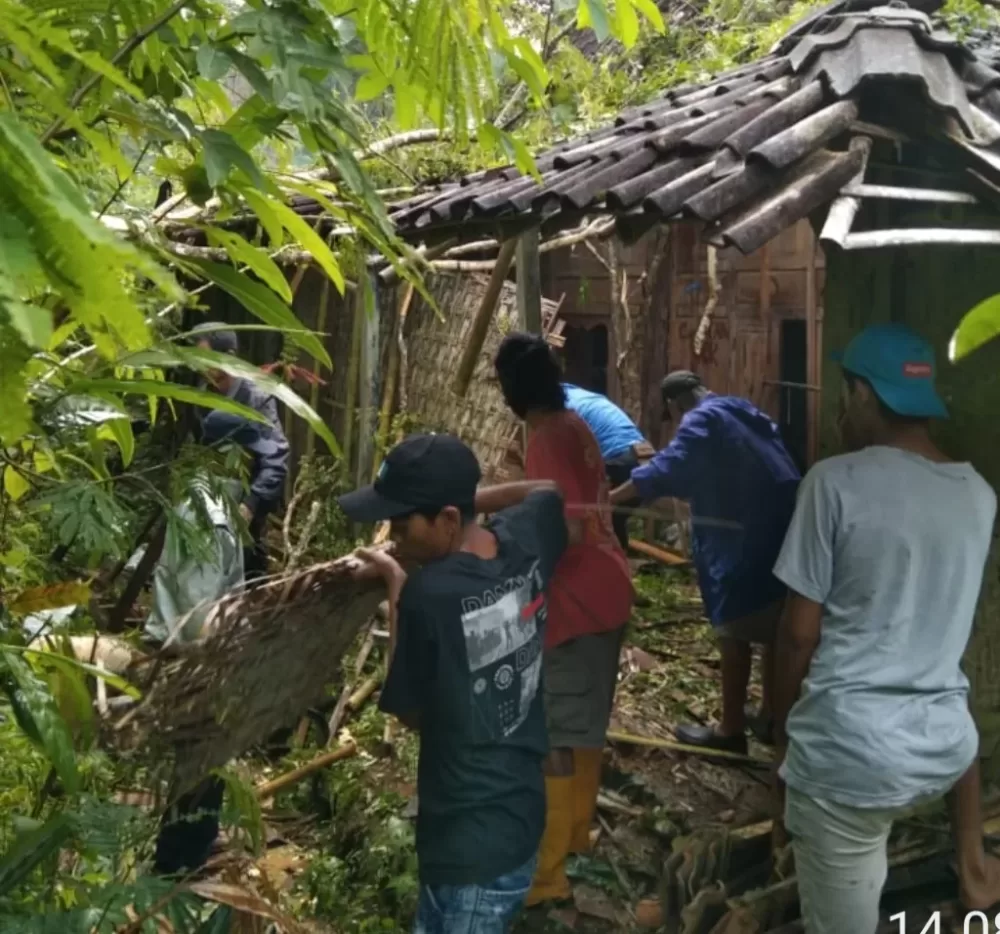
(610, 371, 800, 754)
(562, 383, 651, 550)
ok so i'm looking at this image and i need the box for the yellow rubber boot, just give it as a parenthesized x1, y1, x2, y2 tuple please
(525, 775, 575, 906)
(570, 747, 604, 853)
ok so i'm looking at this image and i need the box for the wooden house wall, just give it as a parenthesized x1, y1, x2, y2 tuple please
(542, 219, 825, 466)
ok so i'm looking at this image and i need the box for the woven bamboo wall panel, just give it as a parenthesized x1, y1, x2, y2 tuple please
(404, 273, 558, 483)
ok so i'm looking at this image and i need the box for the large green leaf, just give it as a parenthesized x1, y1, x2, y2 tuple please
(949, 293, 1000, 362)
(204, 229, 293, 303)
(64, 380, 269, 424)
(126, 346, 340, 455)
(200, 128, 264, 190)
(181, 256, 330, 366)
(0, 651, 78, 792)
(0, 813, 75, 898)
(7, 644, 141, 699)
(242, 189, 346, 294)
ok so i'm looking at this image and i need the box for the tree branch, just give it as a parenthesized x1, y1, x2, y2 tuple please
(40, 0, 195, 146)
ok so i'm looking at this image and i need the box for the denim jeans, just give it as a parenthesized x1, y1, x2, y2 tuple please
(413, 854, 537, 934)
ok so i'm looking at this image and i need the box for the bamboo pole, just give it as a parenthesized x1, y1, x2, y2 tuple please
(373, 284, 414, 479)
(452, 238, 518, 397)
(341, 284, 365, 478)
(255, 741, 358, 799)
(305, 272, 331, 463)
(606, 730, 770, 766)
(628, 538, 689, 567)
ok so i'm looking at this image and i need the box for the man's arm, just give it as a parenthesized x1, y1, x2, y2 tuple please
(609, 480, 638, 506)
(773, 593, 822, 749)
(627, 410, 708, 504)
(351, 548, 421, 729)
(475, 480, 558, 515)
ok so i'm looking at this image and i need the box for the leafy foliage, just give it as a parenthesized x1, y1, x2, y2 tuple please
(950, 292, 1000, 362)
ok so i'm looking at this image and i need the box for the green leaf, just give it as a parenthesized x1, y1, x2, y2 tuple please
(99, 416, 135, 467)
(7, 303, 53, 348)
(577, 0, 611, 42)
(630, 0, 666, 32)
(3, 466, 30, 502)
(180, 257, 329, 365)
(949, 293, 1000, 362)
(0, 652, 78, 792)
(616, 0, 640, 48)
(0, 813, 75, 899)
(8, 645, 141, 700)
(200, 129, 264, 190)
(196, 44, 233, 81)
(242, 190, 346, 294)
(66, 380, 269, 424)
(205, 229, 293, 302)
(355, 69, 391, 101)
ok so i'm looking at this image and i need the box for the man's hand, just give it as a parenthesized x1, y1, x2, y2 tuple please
(609, 480, 638, 506)
(353, 547, 406, 604)
(239, 502, 253, 524)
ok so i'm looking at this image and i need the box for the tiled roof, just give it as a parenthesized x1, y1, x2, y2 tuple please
(384, 3, 1000, 254)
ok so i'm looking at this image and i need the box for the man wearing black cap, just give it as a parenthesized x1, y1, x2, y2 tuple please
(610, 371, 800, 754)
(340, 434, 569, 933)
(193, 324, 289, 579)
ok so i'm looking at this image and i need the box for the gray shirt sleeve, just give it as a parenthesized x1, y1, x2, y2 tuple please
(773, 465, 839, 604)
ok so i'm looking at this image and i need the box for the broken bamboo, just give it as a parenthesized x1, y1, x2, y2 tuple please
(255, 741, 358, 799)
(628, 538, 689, 567)
(452, 238, 518, 397)
(607, 730, 770, 767)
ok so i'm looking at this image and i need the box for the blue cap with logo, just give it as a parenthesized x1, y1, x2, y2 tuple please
(833, 323, 948, 419)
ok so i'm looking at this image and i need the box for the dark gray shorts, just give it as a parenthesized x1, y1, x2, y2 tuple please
(544, 626, 626, 749)
(714, 599, 784, 644)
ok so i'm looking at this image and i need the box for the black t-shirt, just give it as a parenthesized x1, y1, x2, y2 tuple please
(379, 490, 568, 885)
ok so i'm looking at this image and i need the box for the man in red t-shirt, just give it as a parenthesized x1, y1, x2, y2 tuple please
(478, 332, 633, 906)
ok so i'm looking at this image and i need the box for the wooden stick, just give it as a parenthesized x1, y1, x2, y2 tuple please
(451, 238, 518, 397)
(606, 730, 770, 766)
(374, 284, 414, 479)
(347, 674, 381, 711)
(305, 274, 331, 463)
(342, 286, 364, 478)
(627, 538, 689, 567)
(255, 742, 357, 799)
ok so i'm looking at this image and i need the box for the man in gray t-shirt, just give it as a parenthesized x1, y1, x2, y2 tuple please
(772, 324, 1000, 933)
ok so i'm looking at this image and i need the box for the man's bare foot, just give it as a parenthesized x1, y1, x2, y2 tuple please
(959, 851, 1000, 911)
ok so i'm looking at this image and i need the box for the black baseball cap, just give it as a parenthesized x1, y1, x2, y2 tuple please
(660, 370, 702, 403)
(337, 433, 482, 523)
(191, 321, 239, 354)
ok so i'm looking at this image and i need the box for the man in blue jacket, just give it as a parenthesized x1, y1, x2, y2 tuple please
(562, 383, 652, 550)
(194, 324, 290, 580)
(610, 372, 800, 753)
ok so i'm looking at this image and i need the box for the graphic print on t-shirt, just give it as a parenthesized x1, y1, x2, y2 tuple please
(460, 561, 545, 737)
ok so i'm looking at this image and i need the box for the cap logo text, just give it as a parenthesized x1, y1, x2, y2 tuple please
(903, 362, 932, 378)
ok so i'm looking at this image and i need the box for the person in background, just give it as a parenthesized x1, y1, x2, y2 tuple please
(771, 324, 1000, 933)
(193, 323, 289, 579)
(484, 332, 633, 907)
(610, 371, 799, 754)
(340, 434, 568, 933)
(562, 382, 654, 551)
(147, 410, 250, 877)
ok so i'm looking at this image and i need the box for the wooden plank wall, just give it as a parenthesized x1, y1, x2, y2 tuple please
(542, 219, 825, 465)
(668, 220, 825, 422)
